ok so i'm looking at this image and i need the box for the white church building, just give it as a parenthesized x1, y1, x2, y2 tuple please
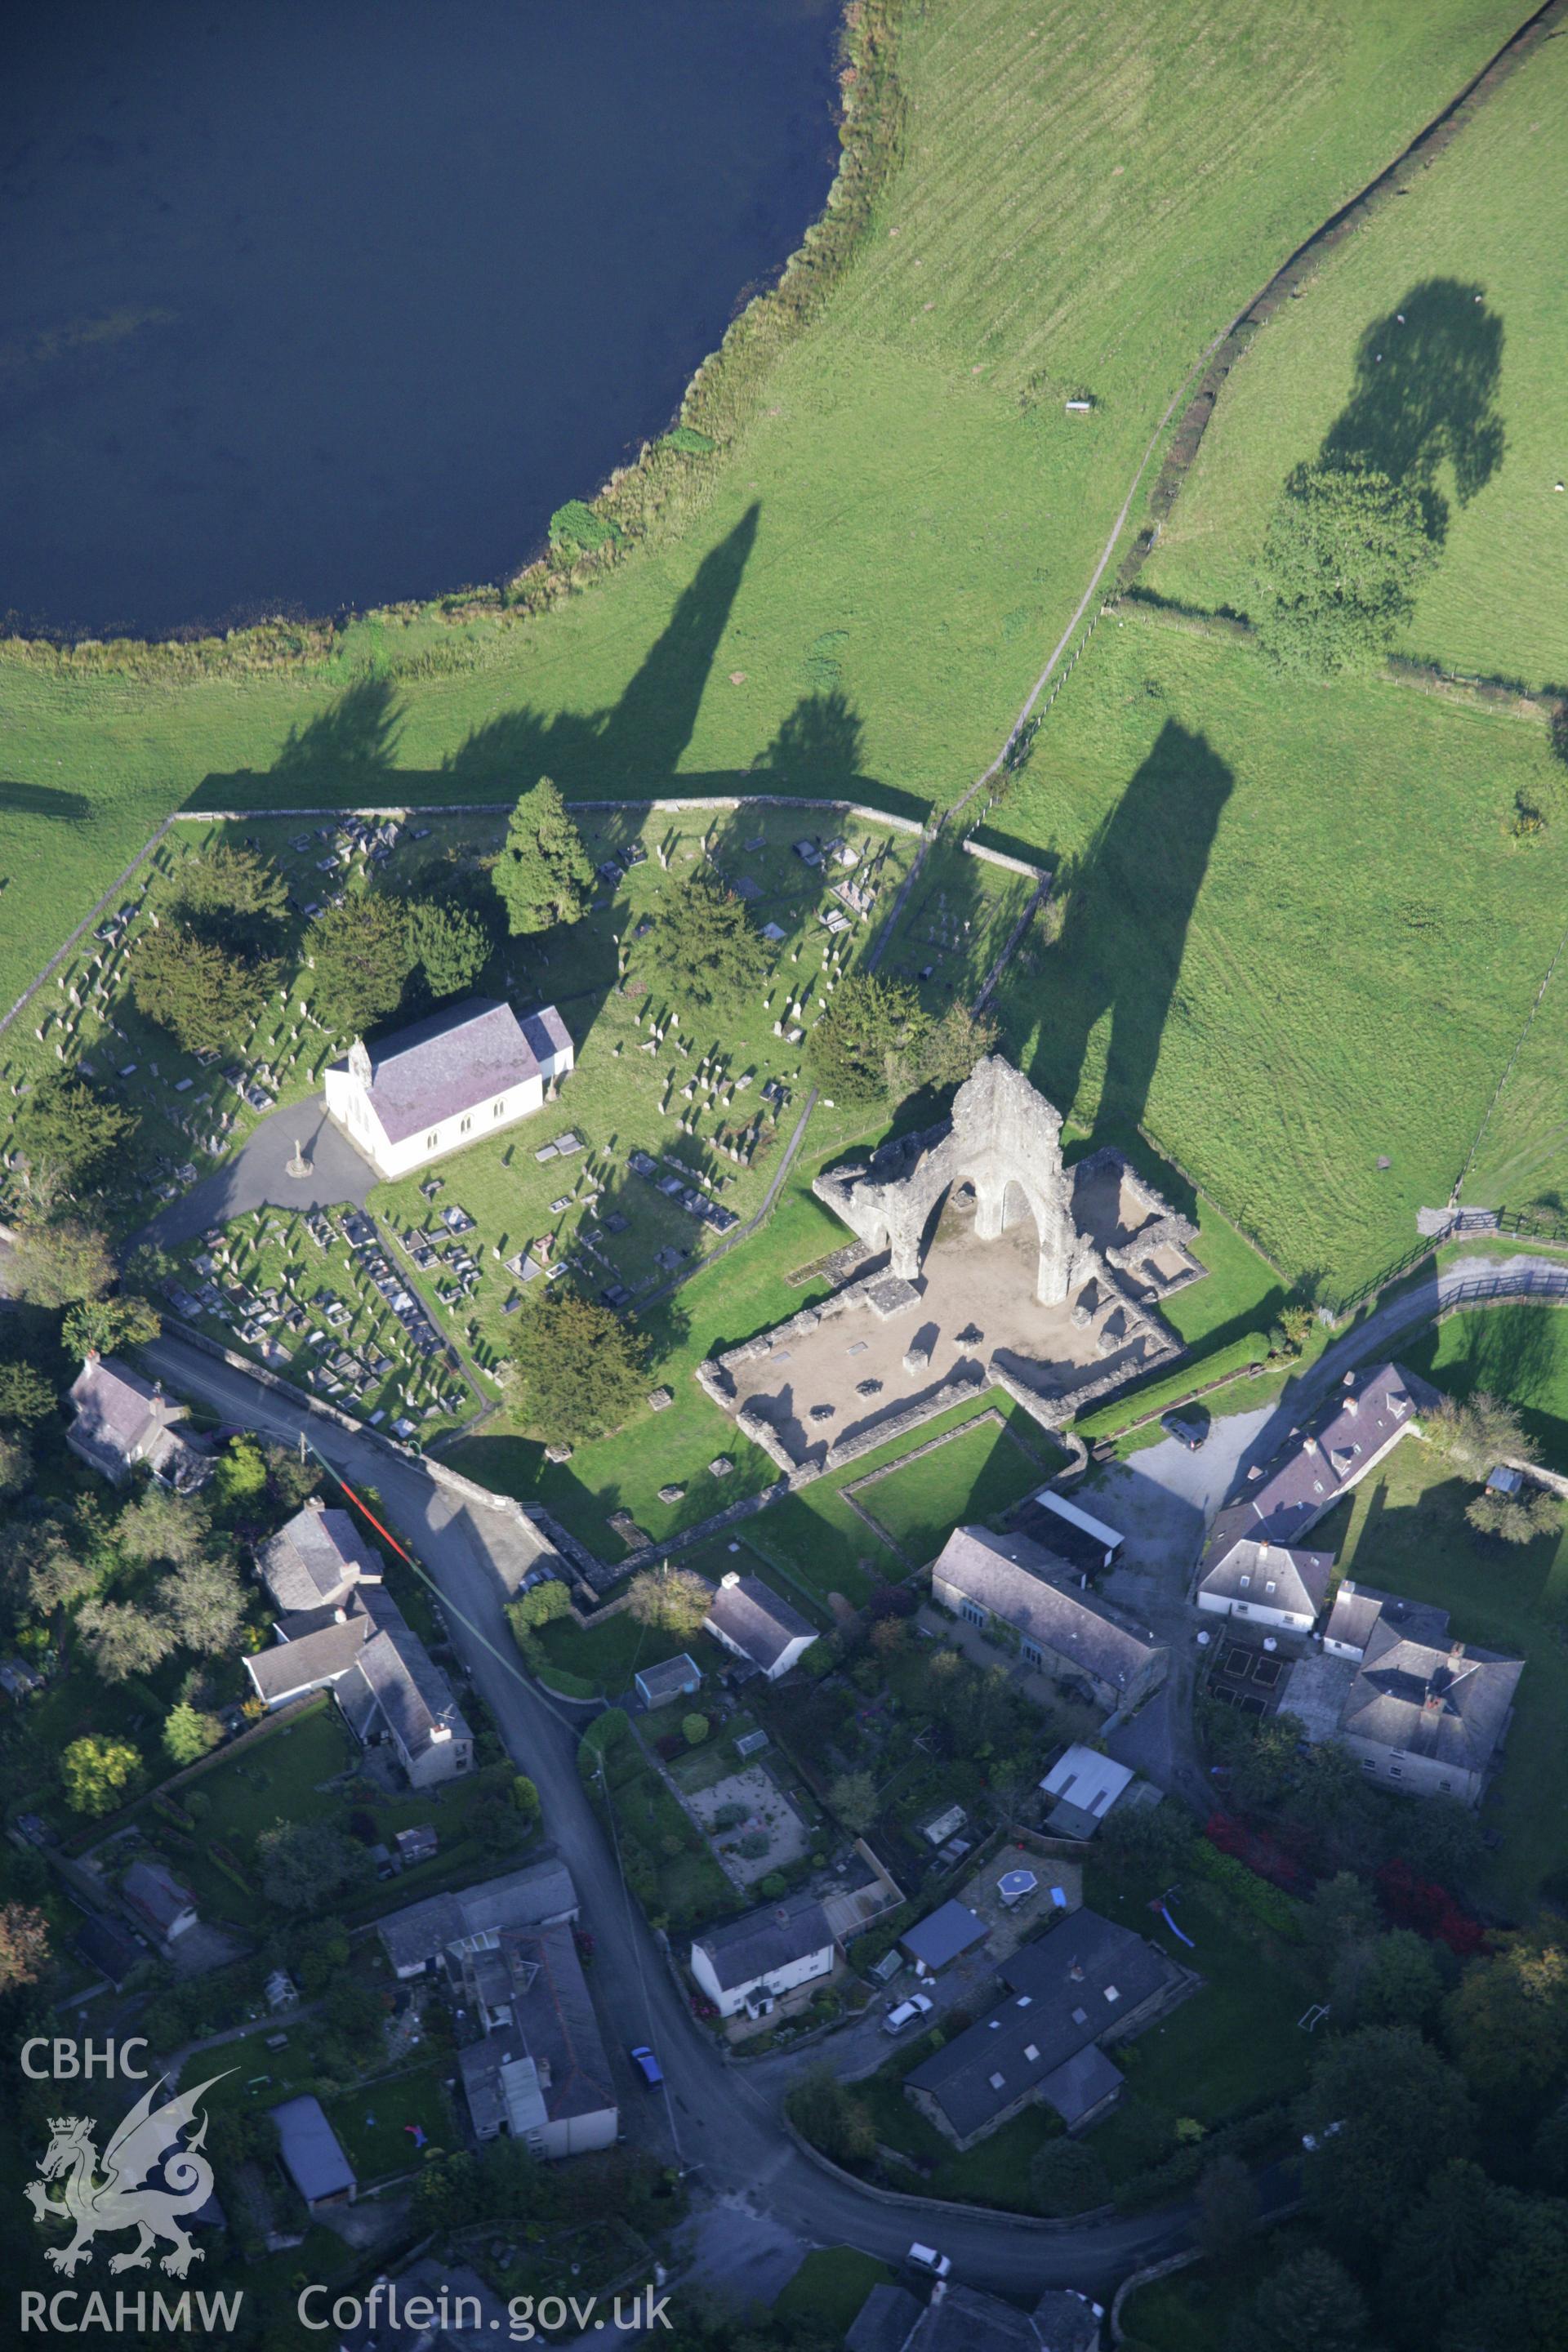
(324, 996, 573, 1180)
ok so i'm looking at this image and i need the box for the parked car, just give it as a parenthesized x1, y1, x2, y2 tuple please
(630, 2045, 664, 2089)
(1160, 1408, 1209, 1450)
(906, 2243, 951, 2278)
(884, 1993, 935, 2036)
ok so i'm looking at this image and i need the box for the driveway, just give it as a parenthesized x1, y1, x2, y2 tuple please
(131, 1094, 376, 1251)
(136, 1329, 1211, 2301)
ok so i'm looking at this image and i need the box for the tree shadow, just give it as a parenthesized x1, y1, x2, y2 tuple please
(0, 780, 92, 822)
(269, 675, 405, 791)
(1025, 719, 1232, 1143)
(753, 688, 865, 793)
(441, 504, 762, 800)
(1321, 277, 1504, 543)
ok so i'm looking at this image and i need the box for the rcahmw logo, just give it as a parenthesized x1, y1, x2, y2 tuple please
(20, 2038, 243, 2335)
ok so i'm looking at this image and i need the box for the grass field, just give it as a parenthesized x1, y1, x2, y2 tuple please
(996, 607, 1566, 1294)
(775, 2249, 893, 2336)
(0, 1, 1529, 1022)
(853, 1414, 1048, 1564)
(1315, 1326, 1568, 1915)
(1143, 21, 1568, 693)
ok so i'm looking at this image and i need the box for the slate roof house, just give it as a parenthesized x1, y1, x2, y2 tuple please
(702, 1572, 817, 1681)
(904, 1909, 1191, 2149)
(453, 1920, 617, 2158)
(255, 1500, 382, 1615)
(65, 1356, 212, 1493)
(1339, 1616, 1522, 1805)
(689, 1891, 836, 2018)
(376, 1860, 580, 1981)
(323, 996, 573, 1179)
(1194, 1537, 1334, 1635)
(634, 1654, 702, 1711)
(847, 2279, 1103, 2352)
(1202, 1363, 1430, 1569)
(243, 1583, 474, 1788)
(932, 1527, 1167, 1715)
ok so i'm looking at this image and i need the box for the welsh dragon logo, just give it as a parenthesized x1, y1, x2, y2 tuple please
(25, 2071, 230, 2278)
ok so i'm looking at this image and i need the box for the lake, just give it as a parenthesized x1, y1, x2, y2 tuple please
(0, 0, 840, 642)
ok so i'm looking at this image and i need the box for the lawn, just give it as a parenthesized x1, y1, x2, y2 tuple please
(1120, 2228, 1316, 2352)
(532, 1610, 727, 1701)
(775, 2249, 893, 2337)
(1142, 18, 1568, 694)
(323, 2057, 455, 2184)
(854, 1414, 1048, 1565)
(996, 606, 1566, 1296)
(594, 1735, 737, 1934)
(1320, 1316, 1568, 1913)
(0, 0, 1527, 1021)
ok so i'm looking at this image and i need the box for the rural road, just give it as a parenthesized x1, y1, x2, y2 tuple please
(132, 1252, 1563, 2297)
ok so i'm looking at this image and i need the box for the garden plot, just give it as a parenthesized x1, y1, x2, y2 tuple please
(688, 1765, 812, 1887)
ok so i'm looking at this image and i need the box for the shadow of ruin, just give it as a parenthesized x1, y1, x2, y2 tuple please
(697, 1055, 1208, 1479)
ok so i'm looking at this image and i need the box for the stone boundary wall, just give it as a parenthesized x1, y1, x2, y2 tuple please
(961, 838, 1048, 880)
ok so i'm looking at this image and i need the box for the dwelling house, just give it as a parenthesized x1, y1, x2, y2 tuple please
(1321, 1580, 1450, 1664)
(847, 2280, 1102, 2352)
(689, 1891, 836, 2019)
(453, 1920, 617, 2158)
(1202, 1363, 1430, 1569)
(904, 1909, 1191, 2149)
(376, 1860, 579, 1981)
(1339, 1617, 1522, 1805)
(255, 1500, 382, 1615)
(243, 1584, 473, 1787)
(702, 1573, 817, 1681)
(323, 996, 572, 1180)
(65, 1356, 212, 1493)
(932, 1527, 1167, 1714)
(1194, 1537, 1334, 1636)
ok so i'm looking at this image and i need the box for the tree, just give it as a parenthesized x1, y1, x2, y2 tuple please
(507, 1289, 648, 1442)
(647, 871, 768, 1009)
(118, 1485, 212, 1570)
(1303, 1870, 1383, 1965)
(510, 1775, 541, 1833)
(172, 843, 288, 936)
(210, 1437, 270, 1522)
(256, 1820, 372, 1910)
(492, 779, 594, 936)
(827, 1771, 878, 1835)
(163, 1701, 222, 1766)
(682, 1713, 709, 1747)
(61, 1291, 160, 1361)
(75, 1598, 177, 1683)
(155, 1552, 247, 1655)
(132, 923, 279, 1054)
(1029, 2136, 1110, 2217)
(1248, 2247, 1371, 2352)
(1446, 1931, 1568, 2100)
(0, 1361, 56, 1424)
(0, 1519, 98, 1615)
(404, 898, 490, 1003)
(12, 1074, 138, 1193)
(7, 1215, 116, 1309)
(1466, 1486, 1561, 1544)
(895, 1000, 1000, 1095)
(60, 1735, 142, 1816)
(1098, 1793, 1196, 1878)
(806, 973, 925, 1102)
(1384, 2158, 1506, 2322)
(788, 2068, 875, 2167)
(1331, 1927, 1445, 2029)
(1427, 1390, 1536, 1482)
(0, 1429, 33, 1498)
(0, 1901, 51, 1993)
(1254, 458, 1437, 675)
(309, 890, 414, 1034)
(1194, 2151, 1259, 2265)
(1298, 2025, 1474, 2256)
(626, 1563, 711, 1638)
(510, 1576, 573, 1631)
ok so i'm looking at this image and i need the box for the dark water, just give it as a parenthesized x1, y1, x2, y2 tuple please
(0, 1, 839, 640)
